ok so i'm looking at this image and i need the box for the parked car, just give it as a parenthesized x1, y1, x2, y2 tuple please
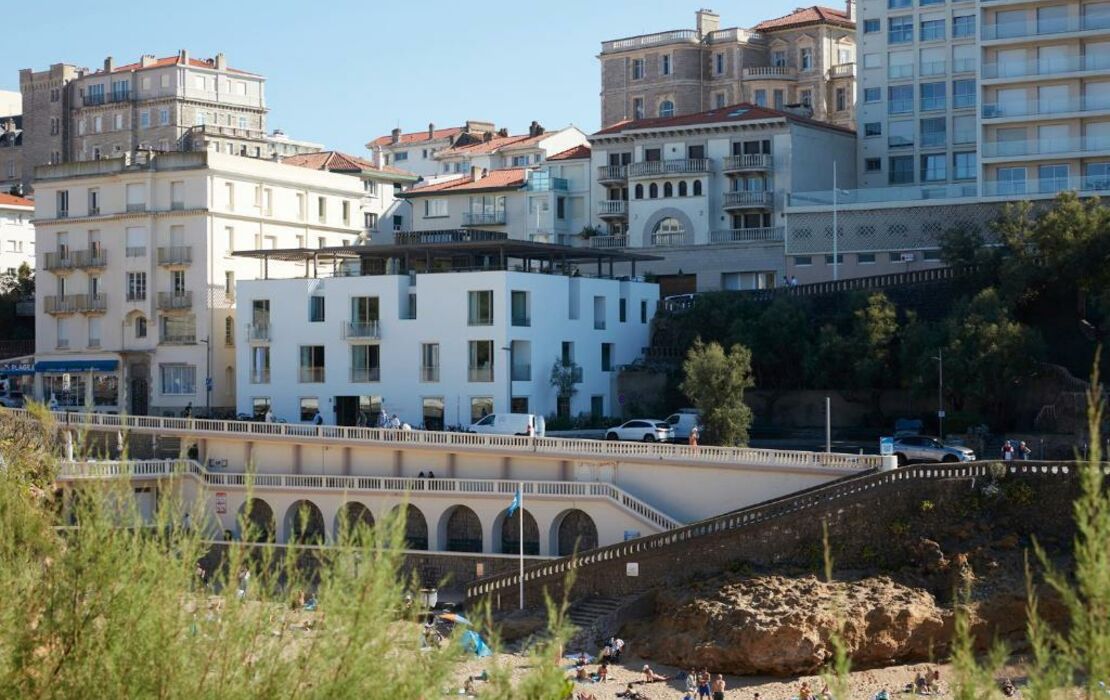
(664, 410, 702, 442)
(892, 435, 976, 464)
(468, 413, 546, 437)
(605, 419, 674, 442)
(0, 390, 24, 408)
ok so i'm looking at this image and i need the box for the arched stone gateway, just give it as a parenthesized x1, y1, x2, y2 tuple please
(498, 508, 539, 555)
(334, 501, 374, 544)
(442, 505, 483, 553)
(284, 499, 326, 544)
(553, 509, 598, 556)
(238, 497, 275, 542)
(390, 504, 429, 551)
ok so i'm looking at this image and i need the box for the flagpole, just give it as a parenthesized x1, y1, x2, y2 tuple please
(518, 481, 524, 610)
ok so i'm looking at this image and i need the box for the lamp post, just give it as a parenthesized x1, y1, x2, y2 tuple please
(501, 345, 513, 414)
(200, 336, 211, 417)
(931, 349, 944, 440)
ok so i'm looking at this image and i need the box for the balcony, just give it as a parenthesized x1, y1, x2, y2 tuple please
(709, 227, 785, 245)
(157, 291, 193, 311)
(650, 230, 693, 247)
(462, 211, 507, 227)
(742, 66, 798, 80)
(982, 14, 1110, 42)
(42, 252, 75, 272)
(597, 165, 628, 184)
(247, 323, 271, 343)
(73, 249, 107, 269)
(350, 367, 381, 383)
(468, 367, 494, 383)
(588, 235, 628, 249)
(126, 246, 147, 258)
(511, 365, 532, 382)
(44, 294, 107, 315)
(343, 321, 381, 340)
(983, 95, 1110, 120)
(159, 330, 196, 345)
(920, 60, 947, 77)
(597, 200, 628, 218)
(126, 203, 147, 213)
(249, 369, 270, 384)
(983, 174, 1110, 198)
(983, 53, 1110, 81)
(511, 313, 531, 327)
(723, 154, 773, 173)
(827, 63, 855, 79)
(981, 136, 1110, 160)
(723, 191, 774, 209)
(629, 159, 711, 178)
(787, 183, 980, 208)
(602, 29, 698, 53)
(157, 246, 193, 266)
(299, 367, 326, 383)
(83, 94, 105, 107)
(420, 366, 440, 383)
(524, 174, 568, 192)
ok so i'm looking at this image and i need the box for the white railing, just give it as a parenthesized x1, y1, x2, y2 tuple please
(602, 30, 698, 52)
(650, 231, 692, 247)
(343, 321, 381, 340)
(723, 154, 773, 171)
(629, 159, 711, 178)
(55, 459, 684, 532)
(709, 227, 784, 244)
(724, 191, 774, 207)
(14, 408, 885, 472)
(588, 235, 629, 249)
(597, 165, 628, 181)
(597, 200, 628, 216)
(743, 66, 798, 80)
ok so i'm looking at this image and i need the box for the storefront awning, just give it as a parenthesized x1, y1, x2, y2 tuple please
(0, 357, 36, 375)
(35, 360, 119, 373)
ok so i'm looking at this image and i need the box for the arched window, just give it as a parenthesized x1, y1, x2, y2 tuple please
(634, 184, 644, 200)
(134, 316, 147, 338)
(663, 182, 673, 198)
(693, 180, 703, 196)
(649, 183, 658, 199)
(224, 316, 234, 346)
(658, 100, 675, 118)
(678, 181, 688, 197)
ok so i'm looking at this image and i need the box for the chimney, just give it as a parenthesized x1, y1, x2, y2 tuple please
(470, 166, 484, 182)
(846, 0, 856, 21)
(428, 122, 435, 139)
(104, 56, 115, 72)
(696, 9, 720, 36)
(215, 53, 227, 71)
(528, 120, 545, 137)
(140, 54, 156, 68)
(497, 128, 509, 137)
(370, 146, 383, 168)
(391, 127, 401, 144)
(483, 131, 494, 142)
(178, 49, 190, 65)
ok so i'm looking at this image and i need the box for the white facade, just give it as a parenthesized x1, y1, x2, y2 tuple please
(433, 126, 589, 174)
(0, 194, 35, 275)
(0, 90, 19, 116)
(367, 122, 496, 178)
(31, 150, 364, 415)
(235, 270, 657, 427)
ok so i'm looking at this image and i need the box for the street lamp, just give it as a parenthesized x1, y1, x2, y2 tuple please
(931, 349, 944, 440)
(830, 161, 851, 282)
(199, 336, 212, 417)
(501, 345, 512, 414)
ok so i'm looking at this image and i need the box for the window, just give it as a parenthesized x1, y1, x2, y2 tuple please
(953, 114, 977, 144)
(113, 114, 124, 130)
(800, 47, 814, 71)
(160, 108, 170, 126)
(863, 53, 880, 69)
(714, 92, 726, 109)
(920, 82, 946, 111)
(468, 340, 494, 382)
(299, 346, 325, 383)
(773, 89, 785, 110)
(224, 182, 234, 210)
(921, 153, 947, 182)
(619, 298, 627, 323)
(663, 182, 673, 197)
(511, 290, 530, 326)
(920, 117, 947, 147)
(634, 184, 643, 199)
(771, 50, 787, 67)
(421, 343, 440, 382)
(715, 52, 724, 74)
(224, 316, 235, 346)
(693, 180, 702, 196)
(351, 345, 380, 382)
(864, 18, 880, 33)
(299, 398, 320, 422)
(889, 16, 914, 43)
(87, 188, 100, 215)
(633, 98, 644, 120)
(364, 212, 378, 230)
(251, 346, 270, 383)
(424, 199, 448, 218)
(56, 190, 69, 218)
(134, 316, 147, 338)
(649, 183, 658, 199)
(601, 343, 614, 372)
(864, 122, 883, 137)
(889, 0, 911, 7)
(468, 290, 493, 325)
(953, 152, 976, 180)
(890, 156, 914, 184)
(309, 296, 325, 322)
(661, 54, 671, 75)
(126, 271, 146, 301)
(754, 89, 767, 107)
(836, 88, 847, 112)
(640, 299, 648, 323)
(889, 85, 913, 113)
(920, 19, 945, 41)
(93, 115, 103, 133)
(139, 111, 150, 129)
(996, 167, 1027, 195)
(317, 196, 326, 223)
(953, 14, 975, 38)
(953, 79, 976, 109)
(471, 397, 495, 424)
(865, 158, 883, 172)
(858, 252, 877, 265)
(825, 254, 844, 264)
(1039, 164, 1070, 193)
(251, 398, 271, 419)
(658, 100, 675, 118)
(423, 397, 445, 431)
(632, 59, 644, 80)
(593, 295, 606, 330)
(864, 87, 881, 103)
(160, 364, 196, 395)
(800, 90, 812, 107)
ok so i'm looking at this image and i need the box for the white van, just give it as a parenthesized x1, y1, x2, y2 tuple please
(468, 413, 546, 437)
(664, 409, 702, 442)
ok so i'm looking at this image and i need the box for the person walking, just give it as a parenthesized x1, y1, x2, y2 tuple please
(264, 408, 274, 423)
(312, 409, 324, 426)
(1002, 440, 1014, 461)
(689, 424, 700, 454)
(1019, 440, 1032, 460)
(182, 402, 193, 418)
(711, 674, 726, 700)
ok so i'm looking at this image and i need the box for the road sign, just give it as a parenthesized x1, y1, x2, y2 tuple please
(205, 376, 213, 391)
(937, 410, 946, 418)
(879, 437, 894, 456)
(214, 492, 226, 514)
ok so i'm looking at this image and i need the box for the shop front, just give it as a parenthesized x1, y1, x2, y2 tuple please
(34, 359, 121, 410)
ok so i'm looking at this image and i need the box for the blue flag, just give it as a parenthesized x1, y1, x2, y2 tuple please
(507, 487, 521, 517)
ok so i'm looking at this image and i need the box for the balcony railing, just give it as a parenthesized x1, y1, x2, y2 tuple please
(157, 291, 193, 311)
(250, 370, 270, 384)
(468, 367, 494, 383)
(83, 94, 105, 106)
(511, 313, 531, 327)
(126, 203, 147, 213)
(588, 235, 628, 249)
(602, 29, 698, 52)
(351, 367, 381, 383)
(462, 211, 507, 227)
(597, 165, 628, 182)
(157, 246, 193, 266)
(983, 53, 1110, 80)
(723, 191, 774, 208)
(981, 136, 1110, 159)
(920, 60, 947, 77)
(343, 321, 381, 340)
(524, 175, 569, 192)
(982, 13, 1110, 40)
(788, 183, 980, 207)
(982, 174, 1110, 197)
(247, 323, 271, 342)
(43, 252, 74, 271)
(650, 231, 693, 247)
(73, 249, 107, 268)
(126, 246, 147, 258)
(597, 200, 628, 217)
(44, 294, 107, 314)
(743, 66, 798, 80)
(511, 365, 532, 382)
(299, 367, 326, 383)
(983, 95, 1110, 119)
(159, 331, 196, 345)
(828, 62, 855, 78)
(629, 159, 711, 178)
(420, 366, 440, 383)
(709, 227, 785, 244)
(723, 154, 773, 172)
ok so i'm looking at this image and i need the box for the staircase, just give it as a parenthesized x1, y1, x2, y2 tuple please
(567, 596, 623, 629)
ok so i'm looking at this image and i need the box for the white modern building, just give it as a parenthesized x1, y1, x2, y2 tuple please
(31, 150, 365, 415)
(0, 193, 34, 275)
(233, 234, 659, 427)
(587, 102, 856, 293)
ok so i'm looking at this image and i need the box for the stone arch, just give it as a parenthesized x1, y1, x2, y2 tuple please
(494, 508, 539, 555)
(237, 497, 275, 542)
(335, 501, 374, 543)
(284, 499, 326, 544)
(440, 505, 483, 553)
(551, 508, 598, 556)
(390, 504, 428, 550)
(640, 207, 695, 247)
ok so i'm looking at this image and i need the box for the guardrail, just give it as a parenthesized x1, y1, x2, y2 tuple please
(7, 408, 885, 471)
(466, 460, 1089, 605)
(56, 459, 684, 531)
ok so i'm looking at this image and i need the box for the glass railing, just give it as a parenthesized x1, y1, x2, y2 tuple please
(952, 58, 978, 73)
(920, 60, 947, 76)
(888, 64, 914, 80)
(983, 174, 1110, 196)
(983, 94, 1110, 119)
(981, 136, 1110, 158)
(983, 13, 1110, 40)
(983, 53, 1110, 79)
(350, 367, 381, 383)
(788, 183, 979, 207)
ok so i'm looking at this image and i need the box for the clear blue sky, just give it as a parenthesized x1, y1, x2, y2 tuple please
(1, 0, 809, 154)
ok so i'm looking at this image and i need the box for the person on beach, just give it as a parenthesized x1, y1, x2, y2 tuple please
(711, 673, 726, 700)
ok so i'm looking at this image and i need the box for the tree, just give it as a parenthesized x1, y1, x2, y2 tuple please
(937, 224, 987, 267)
(680, 339, 755, 446)
(847, 292, 899, 390)
(549, 358, 580, 399)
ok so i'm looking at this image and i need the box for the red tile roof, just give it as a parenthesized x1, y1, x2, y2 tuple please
(0, 193, 33, 208)
(368, 127, 466, 148)
(403, 168, 527, 196)
(754, 6, 854, 31)
(592, 102, 855, 136)
(547, 144, 591, 161)
(102, 54, 256, 76)
(437, 133, 547, 157)
(282, 151, 416, 179)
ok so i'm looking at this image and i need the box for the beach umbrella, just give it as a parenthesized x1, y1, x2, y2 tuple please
(437, 612, 472, 626)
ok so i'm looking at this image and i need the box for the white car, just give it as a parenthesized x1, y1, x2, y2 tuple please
(605, 419, 675, 442)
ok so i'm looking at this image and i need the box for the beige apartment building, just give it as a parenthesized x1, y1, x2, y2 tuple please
(598, 6, 857, 129)
(366, 121, 498, 178)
